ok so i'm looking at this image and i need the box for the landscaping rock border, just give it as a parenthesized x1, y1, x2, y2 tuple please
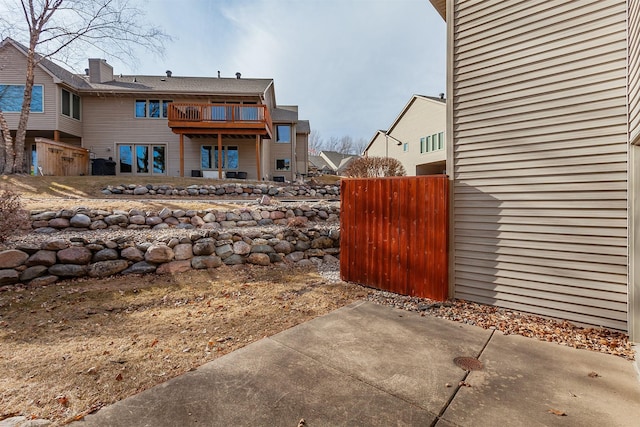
(101, 182, 340, 198)
(28, 204, 339, 234)
(0, 227, 341, 287)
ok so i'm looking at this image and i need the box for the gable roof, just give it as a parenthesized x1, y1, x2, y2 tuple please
(308, 155, 332, 171)
(428, 0, 446, 20)
(2, 37, 273, 96)
(1, 37, 92, 89)
(320, 150, 355, 170)
(363, 94, 446, 153)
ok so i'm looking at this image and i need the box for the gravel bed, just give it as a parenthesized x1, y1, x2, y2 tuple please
(317, 268, 635, 360)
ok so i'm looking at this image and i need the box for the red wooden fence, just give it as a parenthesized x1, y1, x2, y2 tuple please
(340, 175, 449, 300)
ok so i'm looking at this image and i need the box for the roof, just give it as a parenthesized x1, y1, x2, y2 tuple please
(308, 155, 332, 171)
(2, 37, 273, 96)
(320, 150, 355, 170)
(297, 120, 310, 134)
(428, 0, 446, 20)
(363, 94, 446, 153)
(85, 75, 273, 96)
(271, 106, 298, 122)
(1, 37, 91, 89)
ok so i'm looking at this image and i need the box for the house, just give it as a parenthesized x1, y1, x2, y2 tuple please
(0, 37, 310, 181)
(364, 94, 446, 175)
(308, 150, 358, 176)
(428, 0, 639, 340)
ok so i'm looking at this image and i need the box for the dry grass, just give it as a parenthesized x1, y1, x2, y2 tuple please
(0, 175, 257, 211)
(0, 174, 360, 425)
(0, 267, 370, 425)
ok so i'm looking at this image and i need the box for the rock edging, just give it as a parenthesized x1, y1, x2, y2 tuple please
(0, 228, 341, 287)
(101, 182, 340, 198)
(29, 204, 339, 234)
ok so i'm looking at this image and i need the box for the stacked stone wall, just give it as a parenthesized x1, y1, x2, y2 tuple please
(0, 227, 340, 287)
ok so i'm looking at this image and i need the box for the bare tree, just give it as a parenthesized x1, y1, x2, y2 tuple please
(308, 129, 323, 155)
(343, 156, 406, 178)
(354, 137, 368, 155)
(0, 0, 170, 174)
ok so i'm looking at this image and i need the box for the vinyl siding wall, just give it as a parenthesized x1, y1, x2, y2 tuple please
(82, 96, 265, 178)
(365, 98, 446, 176)
(630, 0, 640, 145)
(450, 0, 629, 330)
(0, 43, 56, 130)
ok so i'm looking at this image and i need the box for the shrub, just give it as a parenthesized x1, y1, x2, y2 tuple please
(0, 189, 30, 243)
(343, 156, 407, 178)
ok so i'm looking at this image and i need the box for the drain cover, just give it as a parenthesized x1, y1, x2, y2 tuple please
(453, 356, 483, 371)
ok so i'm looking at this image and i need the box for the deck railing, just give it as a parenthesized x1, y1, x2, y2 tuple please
(168, 103, 272, 132)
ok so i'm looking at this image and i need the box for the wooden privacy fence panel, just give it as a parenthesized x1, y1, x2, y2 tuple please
(35, 138, 89, 176)
(340, 175, 449, 300)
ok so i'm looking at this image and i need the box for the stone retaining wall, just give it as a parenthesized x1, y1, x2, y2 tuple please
(29, 204, 339, 234)
(0, 228, 340, 287)
(102, 182, 341, 198)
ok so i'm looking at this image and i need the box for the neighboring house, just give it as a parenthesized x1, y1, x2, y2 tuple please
(364, 94, 446, 175)
(428, 0, 639, 340)
(308, 150, 358, 176)
(0, 37, 309, 181)
(308, 155, 333, 175)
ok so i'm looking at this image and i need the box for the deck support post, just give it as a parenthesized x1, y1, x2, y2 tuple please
(255, 135, 261, 180)
(179, 133, 184, 177)
(217, 133, 223, 179)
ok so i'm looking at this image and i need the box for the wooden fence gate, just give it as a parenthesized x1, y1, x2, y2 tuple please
(340, 175, 449, 300)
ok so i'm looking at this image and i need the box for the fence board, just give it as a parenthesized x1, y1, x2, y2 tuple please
(340, 175, 449, 300)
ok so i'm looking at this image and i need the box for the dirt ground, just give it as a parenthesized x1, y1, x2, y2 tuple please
(0, 266, 370, 425)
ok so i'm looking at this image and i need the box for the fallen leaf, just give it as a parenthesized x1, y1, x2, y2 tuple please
(588, 371, 600, 378)
(115, 373, 123, 381)
(548, 409, 567, 416)
(150, 339, 159, 347)
(56, 395, 69, 406)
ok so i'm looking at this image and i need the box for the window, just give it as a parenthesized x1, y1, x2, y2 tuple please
(420, 132, 444, 153)
(276, 158, 291, 171)
(118, 143, 166, 175)
(201, 145, 238, 170)
(276, 125, 291, 143)
(0, 84, 43, 112)
(61, 89, 80, 120)
(403, 143, 409, 152)
(135, 99, 172, 118)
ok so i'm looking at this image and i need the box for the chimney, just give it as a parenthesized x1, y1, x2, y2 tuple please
(88, 58, 114, 83)
(84, 68, 89, 76)
(218, 70, 221, 78)
(166, 70, 172, 77)
(439, 93, 445, 100)
(236, 72, 241, 79)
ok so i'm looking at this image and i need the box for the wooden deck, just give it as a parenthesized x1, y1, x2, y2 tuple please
(167, 103, 272, 137)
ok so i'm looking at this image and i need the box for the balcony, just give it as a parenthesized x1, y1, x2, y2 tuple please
(167, 103, 272, 137)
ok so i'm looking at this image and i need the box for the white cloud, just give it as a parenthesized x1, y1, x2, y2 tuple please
(4, 0, 445, 142)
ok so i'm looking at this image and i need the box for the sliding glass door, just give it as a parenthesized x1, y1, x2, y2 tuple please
(117, 143, 166, 175)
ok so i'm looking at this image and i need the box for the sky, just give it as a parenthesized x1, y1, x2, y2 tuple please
(5, 0, 447, 145)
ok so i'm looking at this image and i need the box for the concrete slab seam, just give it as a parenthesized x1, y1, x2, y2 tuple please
(265, 336, 438, 417)
(430, 328, 496, 427)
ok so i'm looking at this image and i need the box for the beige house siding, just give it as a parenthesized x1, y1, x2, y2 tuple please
(0, 43, 56, 130)
(365, 96, 445, 176)
(57, 87, 83, 138)
(270, 124, 296, 181)
(296, 132, 308, 176)
(630, 0, 640, 145)
(449, 0, 629, 330)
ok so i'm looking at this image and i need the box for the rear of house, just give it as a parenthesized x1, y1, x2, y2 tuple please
(0, 38, 310, 181)
(429, 0, 640, 340)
